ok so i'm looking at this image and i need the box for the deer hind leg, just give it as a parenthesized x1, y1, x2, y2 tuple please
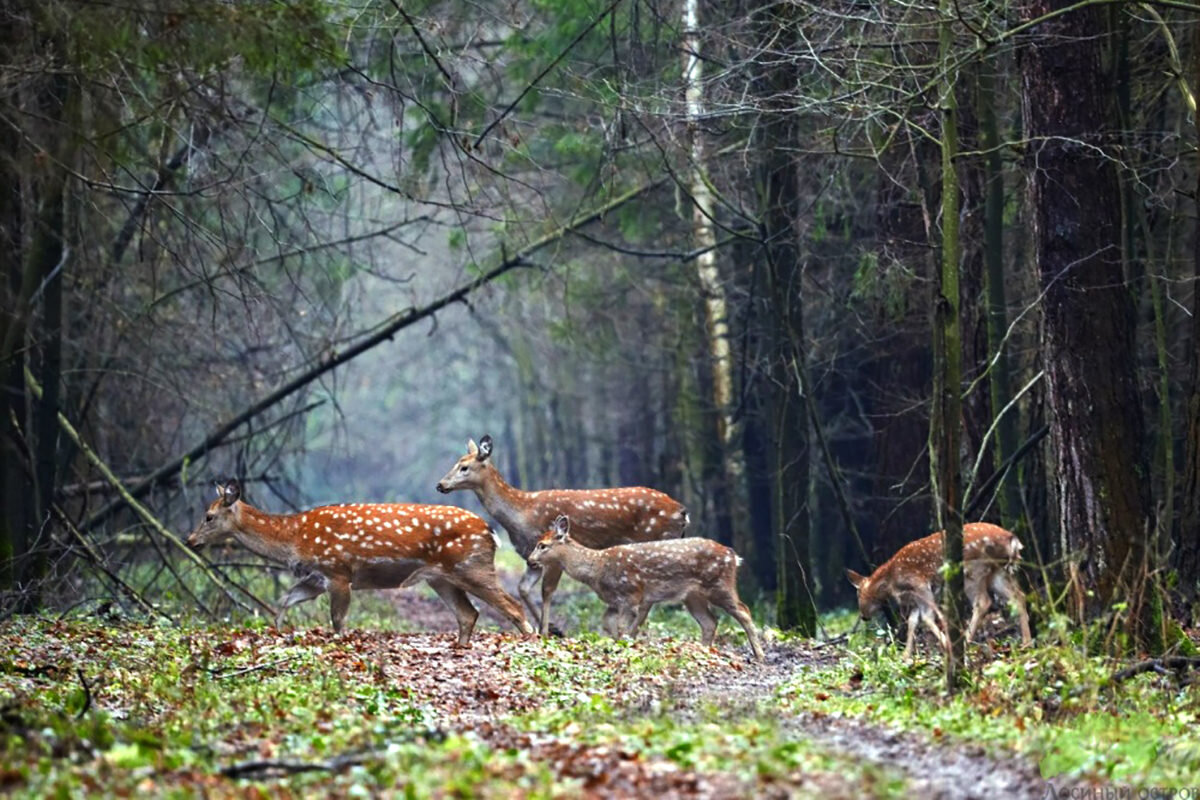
(709, 587, 765, 662)
(454, 567, 534, 636)
(537, 562, 565, 637)
(990, 569, 1032, 646)
(428, 577, 480, 647)
(684, 592, 718, 646)
(275, 574, 326, 629)
(328, 577, 352, 633)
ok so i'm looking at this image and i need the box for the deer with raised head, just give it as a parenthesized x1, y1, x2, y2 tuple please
(436, 435, 689, 635)
(845, 522, 1032, 660)
(528, 516, 763, 660)
(186, 480, 533, 645)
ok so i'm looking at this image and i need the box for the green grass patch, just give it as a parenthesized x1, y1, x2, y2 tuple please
(788, 613, 1200, 788)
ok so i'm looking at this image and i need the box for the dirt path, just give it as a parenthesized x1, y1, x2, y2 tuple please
(666, 639, 1057, 800)
(380, 587, 1062, 798)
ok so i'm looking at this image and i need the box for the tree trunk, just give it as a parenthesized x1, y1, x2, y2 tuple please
(978, 58, 1021, 530)
(1174, 23, 1200, 600)
(933, 0, 965, 688)
(1022, 0, 1153, 641)
(755, 1, 814, 634)
(683, 0, 740, 552)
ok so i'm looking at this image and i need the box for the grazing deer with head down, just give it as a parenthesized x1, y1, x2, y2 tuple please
(187, 480, 533, 645)
(845, 522, 1032, 659)
(527, 515, 764, 661)
(436, 435, 689, 635)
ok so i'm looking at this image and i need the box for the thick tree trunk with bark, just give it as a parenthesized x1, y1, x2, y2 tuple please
(1022, 0, 1153, 637)
(1176, 25, 1200, 598)
(755, 2, 814, 634)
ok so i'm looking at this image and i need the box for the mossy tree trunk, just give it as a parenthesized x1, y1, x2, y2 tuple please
(933, 0, 965, 689)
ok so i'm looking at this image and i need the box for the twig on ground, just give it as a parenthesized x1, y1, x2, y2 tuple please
(814, 632, 850, 648)
(75, 669, 91, 719)
(1111, 656, 1200, 684)
(211, 656, 298, 680)
(219, 751, 371, 778)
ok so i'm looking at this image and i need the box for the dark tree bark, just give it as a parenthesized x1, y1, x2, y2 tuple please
(978, 57, 1022, 530)
(1022, 0, 1153, 638)
(1176, 25, 1200, 599)
(0, 82, 23, 592)
(755, 3, 815, 634)
(867, 140, 935, 561)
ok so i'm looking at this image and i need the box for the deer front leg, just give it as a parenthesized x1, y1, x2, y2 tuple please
(912, 585, 949, 654)
(601, 605, 622, 638)
(920, 609, 950, 653)
(628, 601, 654, 637)
(615, 602, 641, 639)
(274, 574, 326, 629)
(903, 608, 921, 661)
(537, 562, 565, 636)
(517, 563, 543, 624)
(991, 570, 1032, 646)
(964, 590, 993, 647)
(328, 577, 352, 633)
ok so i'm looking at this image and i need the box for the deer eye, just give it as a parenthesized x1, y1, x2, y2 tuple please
(459, 465, 468, 473)
(205, 513, 215, 522)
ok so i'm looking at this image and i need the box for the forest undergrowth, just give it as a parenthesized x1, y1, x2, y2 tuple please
(1, 574, 1198, 798)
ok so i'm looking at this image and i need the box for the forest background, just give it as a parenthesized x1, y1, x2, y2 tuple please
(1, 0, 1196, 653)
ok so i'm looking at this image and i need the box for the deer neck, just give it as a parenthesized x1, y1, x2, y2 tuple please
(232, 503, 300, 565)
(551, 543, 605, 586)
(474, 469, 535, 545)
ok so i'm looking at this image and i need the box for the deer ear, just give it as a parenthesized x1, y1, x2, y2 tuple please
(552, 514, 570, 539)
(221, 479, 241, 507)
(477, 435, 493, 462)
(467, 439, 478, 457)
(845, 569, 866, 589)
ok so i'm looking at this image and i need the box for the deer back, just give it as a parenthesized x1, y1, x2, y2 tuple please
(189, 486, 497, 579)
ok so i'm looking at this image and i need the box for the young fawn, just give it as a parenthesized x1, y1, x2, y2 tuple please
(436, 435, 689, 635)
(845, 522, 1032, 659)
(527, 515, 765, 661)
(186, 480, 533, 645)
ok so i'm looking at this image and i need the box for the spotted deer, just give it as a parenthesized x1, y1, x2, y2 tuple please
(436, 435, 689, 635)
(527, 515, 764, 660)
(186, 480, 533, 645)
(845, 522, 1032, 659)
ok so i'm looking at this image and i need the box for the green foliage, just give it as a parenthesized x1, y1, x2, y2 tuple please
(64, 0, 341, 79)
(849, 250, 908, 320)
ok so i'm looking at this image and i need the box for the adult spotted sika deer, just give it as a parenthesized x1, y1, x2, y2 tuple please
(527, 515, 764, 661)
(436, 436, 689, 635)
(845, 522, 1032, 659)
(186, 480, 533, 645)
